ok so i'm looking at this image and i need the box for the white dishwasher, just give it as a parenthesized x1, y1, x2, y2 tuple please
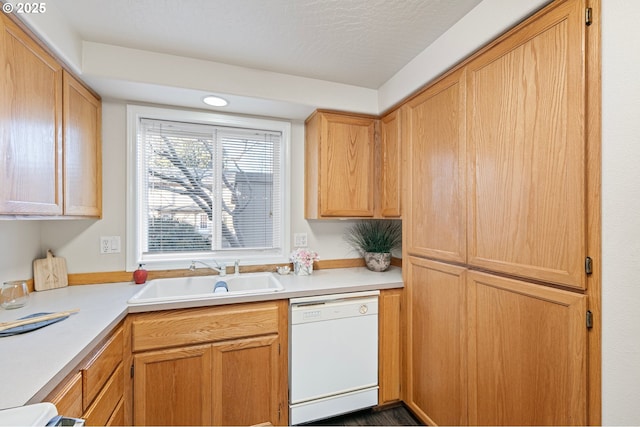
(289, 290, 379, 425)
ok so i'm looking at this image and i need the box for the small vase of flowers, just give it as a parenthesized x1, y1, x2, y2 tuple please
(290, 248, 319, 276)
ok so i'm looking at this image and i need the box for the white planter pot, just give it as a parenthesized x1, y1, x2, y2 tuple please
(363, 252, 391, 272)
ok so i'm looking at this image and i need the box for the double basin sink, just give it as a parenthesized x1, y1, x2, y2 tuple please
(128, 272, 284, 305)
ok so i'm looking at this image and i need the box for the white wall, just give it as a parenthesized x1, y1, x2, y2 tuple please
(601, 1, 640, 424)
(0, 221, 41, 284)
(81, 42, 379, 117)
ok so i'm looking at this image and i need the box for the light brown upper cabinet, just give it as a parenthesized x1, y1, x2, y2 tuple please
(379, 109, 402, 217)
(466, 0, 587, 289)
(305, 110, 376, 218)
(404, 68, 466, 263)
(0, 13, 102, 218)
(0, 13, 63, 215)
(63, 71, 102, 217)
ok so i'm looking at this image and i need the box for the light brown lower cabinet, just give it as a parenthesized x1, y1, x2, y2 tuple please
(404, 257, 589, 426)
(379, 288, 403, 405)
(48, 372, 82, 419)
(46, 324, 124, 425)
(130, 301, 288, 426)
(134, 344, 213, 426)
(211, 335, 281, 426)
(405, 257, 468, 426)
(83, 364, 124, 426)
(106, 398, 125, 426)
(44, 291, 401, 426)
(467, 271, 588, 426)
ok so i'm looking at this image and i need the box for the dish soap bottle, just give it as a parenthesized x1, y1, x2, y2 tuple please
(133, 264, 148, 285)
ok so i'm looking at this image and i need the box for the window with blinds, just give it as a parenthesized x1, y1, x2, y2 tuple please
(128, 106, 289, 269)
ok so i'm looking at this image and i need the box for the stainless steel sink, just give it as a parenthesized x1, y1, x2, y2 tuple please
(128, 272, 284, 305)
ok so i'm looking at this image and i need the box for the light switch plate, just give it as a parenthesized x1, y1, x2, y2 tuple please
(110, 236, 121, 253)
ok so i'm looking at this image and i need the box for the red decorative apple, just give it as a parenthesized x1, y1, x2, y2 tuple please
(133, 264, 148, 284)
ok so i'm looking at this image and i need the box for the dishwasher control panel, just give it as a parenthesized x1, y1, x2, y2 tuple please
(290, 291, 379, 324)
(302, 310, 322, 320)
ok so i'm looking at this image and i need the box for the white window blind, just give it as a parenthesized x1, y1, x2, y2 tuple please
(137, 117, 283, 257)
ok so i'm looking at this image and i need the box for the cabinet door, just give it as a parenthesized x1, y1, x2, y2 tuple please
(63, 71, 102, 217)
(405, 68, 466, 263)
(320, 113, 375, 217)
(466, 0, 587, 288)
(133, 345, 212, 426)
(467, 271, 587, 425)
(405, 256, 467, 426)
(211, 335, 284, 426)
(380, 110, 402, 217)
(379, 288, 402, 404)
(0, 14, 62, 215)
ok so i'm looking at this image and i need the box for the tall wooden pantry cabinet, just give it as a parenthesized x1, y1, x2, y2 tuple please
(404, 65, 468, 426)
(402, 0, 601, 425)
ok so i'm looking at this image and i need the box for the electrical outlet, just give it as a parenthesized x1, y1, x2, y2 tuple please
(294, 233, 308, 247)
(100, 236, 122, 254)
(100, 236, 111, 254)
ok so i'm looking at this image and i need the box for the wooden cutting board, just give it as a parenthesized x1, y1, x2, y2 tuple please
(33, 250, 68, 291)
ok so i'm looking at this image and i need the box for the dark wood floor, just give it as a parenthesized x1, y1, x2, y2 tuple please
(303, 405, 423, 426)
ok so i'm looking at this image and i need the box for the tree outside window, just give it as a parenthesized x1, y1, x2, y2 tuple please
(139, 119, 280, 255)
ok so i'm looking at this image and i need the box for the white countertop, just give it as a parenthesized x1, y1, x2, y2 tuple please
(0, 266, 402, 410)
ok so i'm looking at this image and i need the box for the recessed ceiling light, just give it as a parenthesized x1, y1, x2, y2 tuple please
(202, 95, 228, 107)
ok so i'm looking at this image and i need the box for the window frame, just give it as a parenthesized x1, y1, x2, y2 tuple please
(126, 104, 291, 272)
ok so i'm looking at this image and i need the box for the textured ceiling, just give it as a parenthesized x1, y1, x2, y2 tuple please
(53, 0, 482, 89)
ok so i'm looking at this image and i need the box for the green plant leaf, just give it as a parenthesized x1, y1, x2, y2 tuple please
(343, 220, 402, 254)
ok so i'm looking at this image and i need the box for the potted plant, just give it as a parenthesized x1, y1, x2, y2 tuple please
(344, 220, 402, 272)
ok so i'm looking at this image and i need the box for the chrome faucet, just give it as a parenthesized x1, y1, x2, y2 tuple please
(189, 260, 227, 277)
(234, 260, 240, 275)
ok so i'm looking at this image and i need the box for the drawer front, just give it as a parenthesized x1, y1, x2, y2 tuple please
(48, 372, 83, 418)
(82, 363, 124, 426)
(82, 327, 123, 409)
(106, 398, 124, 426)
(132, 302, 280, 352)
